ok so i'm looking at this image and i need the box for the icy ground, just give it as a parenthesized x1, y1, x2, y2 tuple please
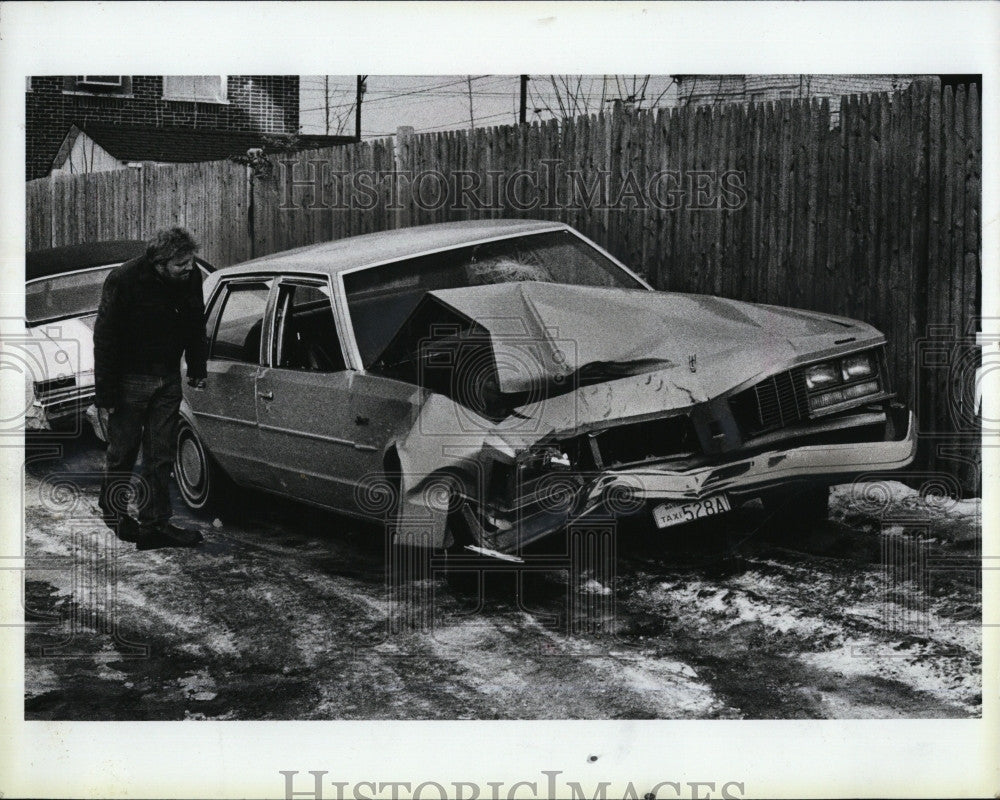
(23, 437, 981, 719)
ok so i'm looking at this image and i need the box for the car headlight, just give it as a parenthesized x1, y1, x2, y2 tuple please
(841, 353, 875, 381)
(808, 388, 845, 410)
(804, 363, 839, 390)
(808, 380, 879, 411)
(802, 350, 882, 412)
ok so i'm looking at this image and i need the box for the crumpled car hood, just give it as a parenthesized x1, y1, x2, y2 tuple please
(425, 281, 882, 396)
(390, 282, 888, 548)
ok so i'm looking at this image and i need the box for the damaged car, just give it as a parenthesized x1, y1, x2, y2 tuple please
(175, 220, 917, 558)
(25, 241, 214, 439)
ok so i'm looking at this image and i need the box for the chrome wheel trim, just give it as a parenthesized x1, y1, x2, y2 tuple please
(176, 426, 209, 507)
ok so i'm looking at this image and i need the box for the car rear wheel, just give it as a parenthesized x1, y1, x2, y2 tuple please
(174, 420, 227, 511)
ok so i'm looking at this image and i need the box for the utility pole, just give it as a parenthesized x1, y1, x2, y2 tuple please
(355, 75, 367, 142)
(324, 76, 330, 135)
(519, 75, 529, 124)
(466, 75, 476, 131)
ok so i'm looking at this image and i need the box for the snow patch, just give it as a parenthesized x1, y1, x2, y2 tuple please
(177, 668, 218, 702)
(830, 481, 982, 534)
(652, 576, 816, 637)
(24, 665, 62, 699)
(802, 642, 980, 715)
(580, 578, 613, 596)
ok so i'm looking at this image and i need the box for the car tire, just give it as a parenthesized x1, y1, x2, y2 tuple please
(384, 471, 482, 590)
(174, 419, 230, 512)
(761, 484, 830, 537)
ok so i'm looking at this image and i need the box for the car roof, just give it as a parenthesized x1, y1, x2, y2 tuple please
(27, 240, 216, 282)
(26, 240, 147, 281)
(224, 219, 568, 277)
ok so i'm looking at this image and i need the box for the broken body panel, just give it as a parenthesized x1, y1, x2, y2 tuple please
(179, 220, 917, 555)
(384, 283, 914, 551)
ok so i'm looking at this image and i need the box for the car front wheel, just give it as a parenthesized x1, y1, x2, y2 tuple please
(761, 483, 830, 536)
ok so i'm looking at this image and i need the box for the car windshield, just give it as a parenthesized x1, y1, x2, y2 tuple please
(344, 229, 645, 365)
(25, 265, 118, 326)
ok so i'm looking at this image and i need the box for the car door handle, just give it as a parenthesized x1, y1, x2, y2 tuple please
(258, 390, 274, 400)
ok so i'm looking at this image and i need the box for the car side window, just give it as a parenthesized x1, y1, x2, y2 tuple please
(210, 280, 272, 364)
(273, 281, 346, 372)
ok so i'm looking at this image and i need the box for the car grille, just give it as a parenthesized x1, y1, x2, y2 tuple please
(33, 371, 95, 419)
(38, 392, 95, 418)
(34, 375, 76, 395)
(588, 413, 700, 468)
(729, 369, 810, 436)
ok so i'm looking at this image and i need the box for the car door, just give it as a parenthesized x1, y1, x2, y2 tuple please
(255, 276, 377, 510)
(187, 277, 272, 487)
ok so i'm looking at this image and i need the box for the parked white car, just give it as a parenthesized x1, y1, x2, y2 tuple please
(24, 241, 213, 439)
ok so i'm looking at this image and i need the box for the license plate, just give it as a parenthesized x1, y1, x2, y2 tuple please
(652, 494, 732, 529)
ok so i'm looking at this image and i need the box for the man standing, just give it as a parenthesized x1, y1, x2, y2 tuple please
(94, 227, 207, 549)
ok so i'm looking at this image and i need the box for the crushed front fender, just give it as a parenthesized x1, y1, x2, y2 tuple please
(478, 408, 917, 554)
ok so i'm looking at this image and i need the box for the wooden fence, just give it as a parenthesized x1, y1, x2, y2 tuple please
(26, 82, 982, 493)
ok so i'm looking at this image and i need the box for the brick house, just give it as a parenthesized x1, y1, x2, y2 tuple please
(26, 75, 352, 180)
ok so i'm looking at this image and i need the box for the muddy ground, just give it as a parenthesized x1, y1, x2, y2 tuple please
(22, 433, 981, 720)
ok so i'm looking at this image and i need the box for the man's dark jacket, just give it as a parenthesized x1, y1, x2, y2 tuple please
(93, 255, 208, 408)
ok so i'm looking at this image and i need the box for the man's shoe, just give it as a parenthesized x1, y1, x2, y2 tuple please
(161, 522, 204, 547)
(113, 514, 141, 543)
(135, 526, 172, 551)
(134, 522, 203, 549)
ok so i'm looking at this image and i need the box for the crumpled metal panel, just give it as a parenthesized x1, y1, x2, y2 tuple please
(379, 281, 890, 550)
(389, 281, 882, 396)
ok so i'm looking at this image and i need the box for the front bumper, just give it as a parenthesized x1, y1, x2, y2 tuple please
(25, 385, 97, 432)
(589, 409, 917, 502)
(484, 408, 917, 552)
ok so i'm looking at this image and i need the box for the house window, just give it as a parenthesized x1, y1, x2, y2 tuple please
(163, 76, 227, 103)
(65, 76, 131, 94)
(78, 76, 123, 88)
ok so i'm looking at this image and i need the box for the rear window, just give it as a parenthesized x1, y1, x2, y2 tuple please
(25, 259, 212, 326)
(26, 266, 117, 325)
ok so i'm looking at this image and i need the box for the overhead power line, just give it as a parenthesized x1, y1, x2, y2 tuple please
(410, 110, 512, 134)
(360, 110, 513, 139)
(299, 75, 493, 114)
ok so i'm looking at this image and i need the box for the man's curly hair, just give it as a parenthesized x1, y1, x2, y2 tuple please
(146, 226, 199, 266)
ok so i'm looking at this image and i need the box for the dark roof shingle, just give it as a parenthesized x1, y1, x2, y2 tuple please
(72, 123, 355, 164)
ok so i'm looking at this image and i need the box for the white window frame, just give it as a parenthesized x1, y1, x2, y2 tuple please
(162, 75, 228, 104)
(77, 76, 124, 88)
